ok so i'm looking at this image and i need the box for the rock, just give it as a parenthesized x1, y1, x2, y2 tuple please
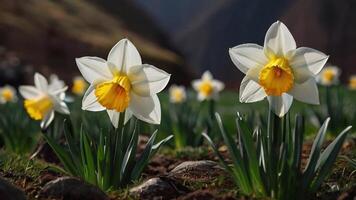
(130, 177, 188, 200)
(0, 177, 27, 200)
(39, 176, 108, 200)
(168, 160, 227, 182)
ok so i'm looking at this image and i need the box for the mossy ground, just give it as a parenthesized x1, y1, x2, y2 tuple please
(1, 143, 355, 200)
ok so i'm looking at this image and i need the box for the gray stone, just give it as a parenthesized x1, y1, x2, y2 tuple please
(168, 160, 227, 182)
(40, 176, 108, 200)
(0, 177, 27, 200)
(130, 177, 188, 200)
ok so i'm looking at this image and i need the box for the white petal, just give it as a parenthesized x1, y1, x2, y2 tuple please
(107, 38, 142, 74)
(48, 74, 66, 92)
(82, 84, 105, 111)
(34, 73, 49, 92)
(129, 64, 170, 96)
(52, 97, 70, 114)
(246, 66, 263, 83)
(124, 109, 133, 124)
(50, 86, 68, 96)
(129, 93, 161, 124)
(19, 86, 42, 99)
(264, 21, 296, 57)
(229, 43, 267, 74)
(41, 111, 54, 129)
(289, 78, 319, 104)
(76, 57, 112, 84)
(239, 76, 266, 103)
(192, 80, 201, 91)
(289, 47, 329, 82)
(213, 80, 225, 92)
(197, 93, 206, 101)
(107, 109, 133, 128)
(202, 71, 213, 80)
(107, 110, 120, 128)
(267, 94, 293, 117)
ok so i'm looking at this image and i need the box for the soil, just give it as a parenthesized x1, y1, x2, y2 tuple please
(0, 138, 355, 200)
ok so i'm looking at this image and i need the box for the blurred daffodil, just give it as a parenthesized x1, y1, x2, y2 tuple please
(229, 21, 328, 117)
(71, 76, 88, 95)
(49, 74, 66, 91)
(349, 75, 356, 90)
(316, 65, 341, 86)
(169, 85, 186, 103)
(76, 38, 170, 127)
(192, 71, 224, 101)
(0, 85, 17, 103)
(19, 73, 70, 129)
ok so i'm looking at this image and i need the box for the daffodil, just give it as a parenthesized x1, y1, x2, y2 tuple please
(19, 73, 70, 129)
(169, 85, 186, 103)
(316, 65, 341, 86)
(76, 38, 170, 127)
(0, 85, 17, 103)
(192, 71, 224, 101)
(229, 21, 328, 117)
(72, 76, 88, 95)
(349, 75, 356, 90)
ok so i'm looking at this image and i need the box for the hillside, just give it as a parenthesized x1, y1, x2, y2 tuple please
(0, 0, 192, 84)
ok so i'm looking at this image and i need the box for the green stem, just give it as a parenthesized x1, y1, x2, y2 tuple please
(112, 111, 126, 187)
(267, 107, 283, 199)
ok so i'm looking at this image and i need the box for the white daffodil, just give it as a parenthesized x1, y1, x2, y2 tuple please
(316, 65, 341, 86)
(0, 85, 17, 104)
(349, 75, 356, 90)
(229, 21, 329, 117)
(192, 71, 224, 101)
(76, 38, 170, 127)
(48, 74, 66, 100)
(71, 76, 88, 95)
(169, 85, 186, 103)
(19, 73, 70, 129)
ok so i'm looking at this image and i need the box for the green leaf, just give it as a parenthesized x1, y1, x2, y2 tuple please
(202, 131, 245, 190)
(130, 130, 158, 180)
(236, 118, 265, 195)
(42, 133, 78, 175)
(302, 118, 330, 186)
(80, 130, 96, 185)
(310, 126, 352, 192)
(63, 120, 82, 173)
(214, 113, 252, 194)
(120, 124, 138, 182)
(131, 131, 172, 181)
(341, 156, 356, 169)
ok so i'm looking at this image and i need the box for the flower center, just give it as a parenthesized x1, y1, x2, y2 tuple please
(171, 89, 185, 103)
(95, 75, 131, 112)
(350, 77, 356, 89)
(259, 57, 294, 96)
(322, 69, 336, 82)
(72, 79, 87, 95)
(2, 89, 14, 102)
(198, 81, 213, 97)
(24, 95, 53, 120)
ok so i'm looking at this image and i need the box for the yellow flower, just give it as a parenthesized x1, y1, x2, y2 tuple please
(316, 65, 341, 86)
(169, 85, 186, 103)
(19, 73, 70, 129)
(71, 76, 88, 95)
(192, 71, 224, 101)
(229, 21, 329, 116)
(349, 75, 356, 90)
(76, 38, 170, 127)
(0, 85, 17, 103)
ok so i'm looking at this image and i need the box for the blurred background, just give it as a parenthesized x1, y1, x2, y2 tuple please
(1, 0, 356, 87)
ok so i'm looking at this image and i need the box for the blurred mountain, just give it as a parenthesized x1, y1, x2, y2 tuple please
(0, 0, 192, 84)
(136, 0, 356, 85)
